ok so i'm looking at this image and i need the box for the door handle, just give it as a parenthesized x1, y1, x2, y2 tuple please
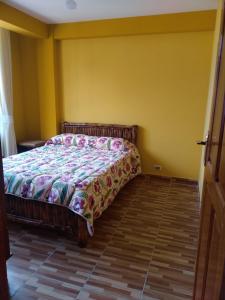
(196, 140, 207, 145)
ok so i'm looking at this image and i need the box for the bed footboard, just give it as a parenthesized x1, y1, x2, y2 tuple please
(6, 194, 89, 247)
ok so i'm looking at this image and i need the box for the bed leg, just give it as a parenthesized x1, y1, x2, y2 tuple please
(77, 217, 88, 248)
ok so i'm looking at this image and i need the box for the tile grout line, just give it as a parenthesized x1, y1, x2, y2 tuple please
(9, 228, 45, 299)
(112, 187, 154, 300)
(75, 188, 141, 299)
(140, 178, 173, 300)
(8, 177, 199, 300)
(10, 234, 61, 299)
(142, 180, 199, 300)
(10, 204, 126, 299)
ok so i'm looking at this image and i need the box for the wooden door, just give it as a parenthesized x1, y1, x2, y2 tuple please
(0, 144, 10, 300)
(193, 2, 225, 299)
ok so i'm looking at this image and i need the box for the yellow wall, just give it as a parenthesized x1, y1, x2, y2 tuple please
(58, 31, 213, 179)
(0, 2, 48, 38)
(199, 0, 224, 195)
(36, 36, 58, 140)
(54, 10, 215, 39)
(11, 32, 25, 141)
(11, 32, 58, 142)
(11, 32, 40, 141)
(6, 8, 215, 180)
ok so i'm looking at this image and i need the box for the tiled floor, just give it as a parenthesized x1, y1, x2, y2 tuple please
(7, 175, 200, 300)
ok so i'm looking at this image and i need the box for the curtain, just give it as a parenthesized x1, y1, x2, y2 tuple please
(0, 28, 17, 157)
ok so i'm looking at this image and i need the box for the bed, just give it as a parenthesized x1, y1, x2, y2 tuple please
(3, 122, 141, 247)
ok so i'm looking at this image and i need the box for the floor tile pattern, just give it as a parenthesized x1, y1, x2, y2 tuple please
(7, 176, 200, 300)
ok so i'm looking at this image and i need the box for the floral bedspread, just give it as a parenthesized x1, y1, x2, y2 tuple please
(3, 135, 141, 235)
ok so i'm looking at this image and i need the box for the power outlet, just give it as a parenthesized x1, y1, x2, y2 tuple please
(153, 164, 162, 171)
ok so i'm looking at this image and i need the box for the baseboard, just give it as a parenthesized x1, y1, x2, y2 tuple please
(140, 173, 198, 186)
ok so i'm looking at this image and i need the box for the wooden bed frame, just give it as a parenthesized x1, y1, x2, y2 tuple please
(5, 122, 138, 247)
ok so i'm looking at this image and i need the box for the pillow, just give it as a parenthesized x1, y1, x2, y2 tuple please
(45, 134, 64, 145)
(75, 134, 89, 147)
(95, 137, 111, 150)
(110, 138, 127, 151)
(94, 136, 134, 151)
(45, 134, 77, 147)
(46, 134, 134, 151)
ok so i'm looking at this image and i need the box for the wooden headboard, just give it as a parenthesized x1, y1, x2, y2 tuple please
(61, 122, 138, 145)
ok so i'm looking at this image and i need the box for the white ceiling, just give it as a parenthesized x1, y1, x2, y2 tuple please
(4, 0, 218, 24)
